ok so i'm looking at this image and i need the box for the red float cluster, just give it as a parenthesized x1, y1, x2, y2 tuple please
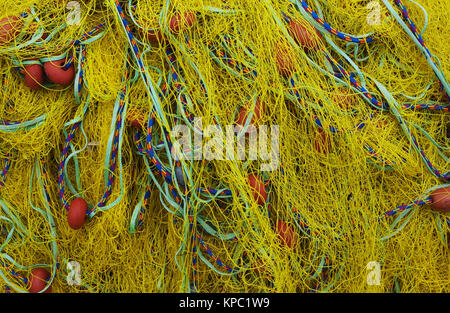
(22, 57, 75, 90)
(1, 16, 74, 90)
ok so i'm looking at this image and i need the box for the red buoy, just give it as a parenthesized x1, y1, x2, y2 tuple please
(314, 128, 332, 154)
(28, 268, 52, 293)
(68, 197, 88, 230)
(0, 16, 21, 44)
(43, 58, 74, 86)
(332, 90, 355, 111)
(248, 174, 267, 206)
(275, 41, 295, 77)
(288, 19, 321, 50)
(236, 98, 264, 127)
(127, 111, 145, 129)
(24, 60, 44, 90)
(169, 12, 196, 33)
(146, 29, 165, 44)
(131, 118, 143, 129)
(276, 220, 298, 249)
(28, 22, 48, 40)
(430, 187, 450, 213)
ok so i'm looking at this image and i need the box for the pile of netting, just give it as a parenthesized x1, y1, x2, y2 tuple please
(0, 0, 448, 293)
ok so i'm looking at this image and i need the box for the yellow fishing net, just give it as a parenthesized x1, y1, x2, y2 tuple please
(0, 0, 448, 293)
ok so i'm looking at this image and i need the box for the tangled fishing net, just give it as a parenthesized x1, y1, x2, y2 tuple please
(0, 0, 448, 293)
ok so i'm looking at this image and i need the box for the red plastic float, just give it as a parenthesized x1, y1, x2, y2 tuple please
(276, 220, 298, 249)
(248, 174, 267, 206)
(28, 22, 48, 40)
(24, 60, 44, 90)
(288, 19, 321, 50)
(146, 29, 165, 44)
(127, 111, 145, 129)
(43, 58, 75, 86)
(0, 16, 21, 44)
(236, 98, 264, 128)
(430, 187, 450, 213)
(333, 90, 355, 111)
(28, 268, 52, 293)
(169, 12, 196, 33)
(275, 41, 295, 77)
(314, 128, 332, 154)
(68, 197, 88, 230)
